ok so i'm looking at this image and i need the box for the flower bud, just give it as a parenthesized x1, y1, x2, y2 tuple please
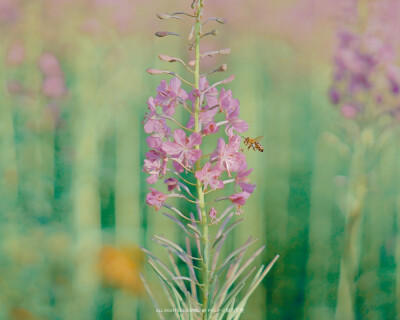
(204, 17, 227, 25)
(155, 31, 180, 37)
(146, 68, 167, 75)
(218, 64, 227, 72)
(192, 89, 201, 98)
(219, 48, 231, 55)
(201, 30, 217, 38)
(188, 60, 196, 67)
(222, 75, 235, 84)
(159, 54, 176, 62)
(208, 64, 228, 75)
(157, 13, 171, 20)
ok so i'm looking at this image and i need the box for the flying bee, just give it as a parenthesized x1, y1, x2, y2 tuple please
(242, 136, 264, 152)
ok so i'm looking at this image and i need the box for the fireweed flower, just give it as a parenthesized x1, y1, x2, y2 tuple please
(229, 191, 251, 212)
(164, 177, 181, 192)
(219, 88, 240, 114)
(209, 207, 218, 224)
(210, 135, 246, 176)
(195, 162, 224, 191)
(186, 104, 219, 135)
(154, 78, 188, 116)
(143, 136, 169, 184)
(161, 129, 202, 171)
(142, 97, 171, 138)
(225, 104, 249, 135)
(145, 188, 168, 211)
(141, 1, 279, 318)
(235, 163, 256, 194)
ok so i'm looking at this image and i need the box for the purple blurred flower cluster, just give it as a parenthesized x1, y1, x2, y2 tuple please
(142, 76, 255, 217)
(329, 4, 400, 120)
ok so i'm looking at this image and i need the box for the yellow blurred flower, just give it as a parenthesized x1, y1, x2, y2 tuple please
(9, 307, 42, 320)
(99, 245, 145, 295)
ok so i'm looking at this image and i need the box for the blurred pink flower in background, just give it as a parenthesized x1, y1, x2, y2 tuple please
(42, 76, 67, 98)
(329, 0, 400, 121)
(39, 52, 67, 98)
(39, 52, 63, 76)
(0, 0, 20, 25)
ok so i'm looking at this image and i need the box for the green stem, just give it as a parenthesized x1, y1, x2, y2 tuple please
(193, 1, 209, 318)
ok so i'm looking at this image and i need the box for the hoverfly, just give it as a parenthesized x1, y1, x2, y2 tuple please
(242, 136, 264, 152)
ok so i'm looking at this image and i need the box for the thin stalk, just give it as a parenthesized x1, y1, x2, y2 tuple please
(335, 132, 369, 320)
(193, 1, 209, 319)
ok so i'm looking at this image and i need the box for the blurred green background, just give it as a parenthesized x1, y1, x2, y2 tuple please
(0, 0, 398, 319)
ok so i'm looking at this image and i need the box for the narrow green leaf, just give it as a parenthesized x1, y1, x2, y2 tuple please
(233, 255, 280, 319)
(140, 274, 165, 320)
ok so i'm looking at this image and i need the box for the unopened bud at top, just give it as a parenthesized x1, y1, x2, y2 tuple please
(201, 30, 217, 38)
(207, 64, 228, 75)
(203, 17, 227, 25)
(155, 31, 180, 37)
(222, 75, 235, 84)
(219, 48, 231, 55)
(157, 13, 172, 20)
(202, 48, 231, 58)
(218, 64, 228, 72)
(159, 54, 176, 62)
(147, 68, 168, 75)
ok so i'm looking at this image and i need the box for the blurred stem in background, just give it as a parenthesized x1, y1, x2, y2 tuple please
(335, 130, 369, 320)
(397, 141, 400, 319)
(113, 38, 144, 320)
(305, 132, 344, 320)
(70, 40, 102, 319)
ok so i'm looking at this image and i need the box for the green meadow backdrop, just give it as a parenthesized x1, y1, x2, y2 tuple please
(0, 1, 398, 319)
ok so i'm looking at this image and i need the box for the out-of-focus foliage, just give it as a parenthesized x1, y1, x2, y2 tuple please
(0, 0, 399, 319)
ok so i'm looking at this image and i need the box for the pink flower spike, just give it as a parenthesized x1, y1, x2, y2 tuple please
(162, 129, 202, 169)
(209, 207, 218, 224)
(154, 78, 188, 116)
(164, 178, 181, 192)
(195, 162, 224, 191)
(146, 188, 168, 211)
